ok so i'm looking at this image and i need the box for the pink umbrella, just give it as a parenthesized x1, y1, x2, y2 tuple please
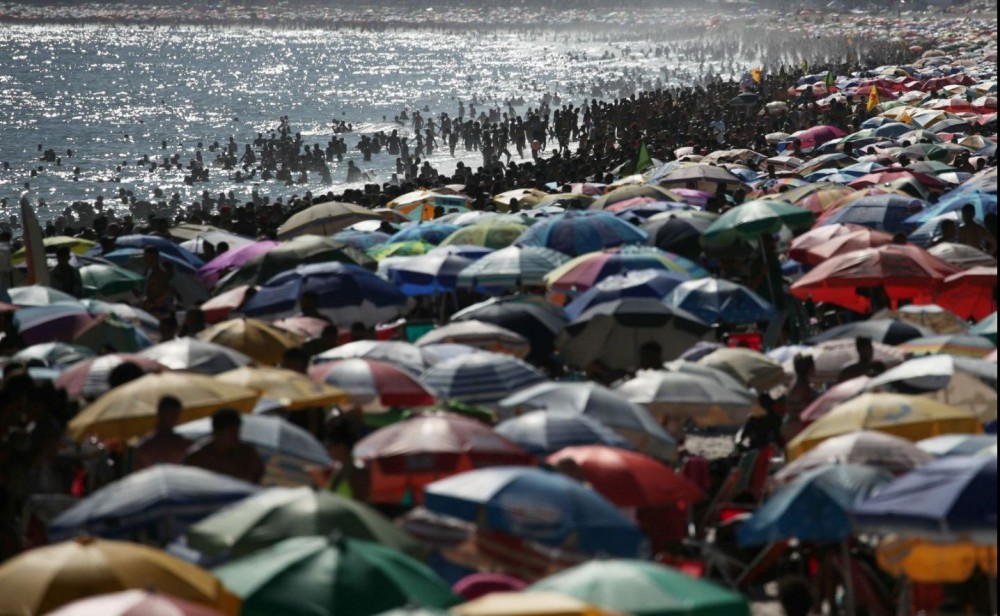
(200, 285, 257, 324)
(272, 316, 333, 340)
(55, 353, 167, 399)
(800, 376, 871, 423)
(986, 349, 997, 363)
(664, 188, 712, 207)
(197, 241, 280, 286)
(45, 589, 223, 616)
(308, 358, 437, 408)
(793, 125, 847, 150)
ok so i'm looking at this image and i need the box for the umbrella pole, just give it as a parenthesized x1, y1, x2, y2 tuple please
(897, 577, 910, 616)
(990, 574, 997, 616)
(842, 540, 857, 616)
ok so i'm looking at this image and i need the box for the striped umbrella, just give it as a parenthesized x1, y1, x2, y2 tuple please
(384, 252, 473, 295)
(416, 321, 530, 358)
(277, 201, 381, 239)
(389, 223, 460, 246)
(495, 411, 633, 456)
(55, 353, 167, 400)
(420, 353, 547, 406)
(457, 246, 569, 292)
(513, 211, 647, 257)
(312, 340, 429, 376)
(544, 246, 707, 293)
(896, 334, 996, 359)
(331, 230, 392, 251)
(615, 369, 755, 428)
(8, 285, 81, 308)
(565, 269, 689, 320)
(73, 317, 154, 353)
(309, 358, 437, 409)
(663, 278, 776, 325)
(702, 200, 815, 247)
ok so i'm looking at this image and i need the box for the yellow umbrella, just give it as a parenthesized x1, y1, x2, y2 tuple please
(216, 366, 347, 410)
(453, 591, 625, 616)
(876, 536, 997, 583)
(786, 393, 981, 460)
(198, 318, 304, 365)
(0, 536, 241, 616)
(493, 188, 548, 210)
(67, 372, 259, 442)
(11, 236, 97, 265)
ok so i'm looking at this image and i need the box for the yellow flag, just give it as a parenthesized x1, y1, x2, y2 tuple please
(751, 67, 762, 83)
(801, 59, 809, 73)
(866, 84, 880, 112)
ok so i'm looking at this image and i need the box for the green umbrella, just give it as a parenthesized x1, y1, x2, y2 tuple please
(439, 221, 529, 249)
(701, 200, 814, 247)
(529, 559, 750, 616)
(187, 487, 423, 559)
(80, 264, 146, 299)
(214, 535, 458, 616)
(369, 241, 435, 261)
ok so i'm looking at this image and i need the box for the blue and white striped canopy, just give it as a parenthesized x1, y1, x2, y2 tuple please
(420, 352, 547, 406)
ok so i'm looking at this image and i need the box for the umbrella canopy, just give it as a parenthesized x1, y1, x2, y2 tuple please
(513, 211, 646, 257)
(701, 200, 814, 247)
(970, 311, 997, 344)
(216, 235, 372, 292)
(197, 241, 281, 286)
(737, 464, 892, 546)
(780, 338, 905, 385)
(331, 229, 391, 251)
(696, 347, 787, 391)
(790, 226, 895, 266)
(528, 559, 749, 616)
(72, 317, 154, 353)
(112, 235, 203, 268)
(13, 303, 94, 345)
(656, 165, 748, 193)
(897, 334, 997, 358)
(544, 246, 707, 293)
(48, 464, 258, 543)
(79, 264, 145, 300)
(139, 337, 252, 374)
(456, 246, 569, 291)
(7, 284, 80, 307)
(0, 537, 239, 616)
(497, 381, 676, 461)
(495, 411, 634, 456)
(423, 466, 645, 557)
(786, 393, 982, 460)
(44, 589, 225, 616)
(214, 536, 458, 616)
(277, 201, 381, 239)
(186, 486, 422, 559)
(419, 353, 547, 406)
(874, 537, 997, 584)
(918, 434, 998, 458)
(416, 321, 530, 358)
(67, 372, 259, 442)
(818, 194, 930, 233)
(440, 221, 529, 250)
(774, 431, 933, 485)
(197, 319, 303, 366)
(937, 266, 998, 320)
(807, 318, 934, 346)
(927, 242, 997, 269)
(559, 298, 711, 372)
(312, 340, 428, 375)
(11, 341, 94, 369)
(642, 214, 716, 259)
(55, 353, 166, 400)
(384, 252, 473, 295)
(450, 295, 566, 362)
(872, 304, 970, 336)
(215, 366, 346, 410)
(615, 369, 756, 428)
(453, 591, 621, 616)
(564, 269, 689, 321)
(663, 278, 776, 325)
(853, 456, 997, 544)
(369, 240, 436, 261)
(545, 446, 703, 509)
(309, 359, 436, 409)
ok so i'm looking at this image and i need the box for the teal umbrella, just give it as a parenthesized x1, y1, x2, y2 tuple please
(970, 312, 997, 344)
(79, 264, 146, 300)
(701, 200, 814, 247)
(214, 535, 458, 616)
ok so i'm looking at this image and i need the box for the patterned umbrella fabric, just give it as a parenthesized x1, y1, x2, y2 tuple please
(55, 353, 167, 400)
(308, 358, 437, 409)
(544, 246, 707, 293)
(495, 411, 634, 456)
(456, 246, 569, 292)
(564, 269, 690, 320)
(663, 278, 776, 325)
(419, 353, 547, 406)
(513, 211, 647, 257)
(773, 431, 933, 485)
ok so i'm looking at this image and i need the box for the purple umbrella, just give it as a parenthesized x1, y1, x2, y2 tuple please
(198, 241, 281, 286)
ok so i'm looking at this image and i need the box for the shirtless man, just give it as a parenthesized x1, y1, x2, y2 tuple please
(132, 396, 192, 470)
(141, 246, 174, 318)
(184, 408, 264, 484)
(957, 203, 997, 254)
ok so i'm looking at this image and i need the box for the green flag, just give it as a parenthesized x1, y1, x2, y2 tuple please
(801, 59, 809, 73)
(824, 70, 835, 89)
(622, 142, 652, 176)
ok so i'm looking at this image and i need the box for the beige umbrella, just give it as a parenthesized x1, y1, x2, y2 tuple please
(416, 320, 530, 358)
(696, 347, 787, 391)
(276, 201, 381, 239)
(216, 366, 347, 410)
(198, 318, 304, 365)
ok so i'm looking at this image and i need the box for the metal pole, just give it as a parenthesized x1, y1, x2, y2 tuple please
(842, 540, 857, 616)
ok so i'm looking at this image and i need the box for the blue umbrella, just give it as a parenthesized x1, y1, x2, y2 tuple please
(424, 466, 645, 557)
(852, 456, 997, 544)
(514, 211, 647, 257)
(427, 244, 494, 260)
(388, 223, 460, 246)
(48, 464, 259, 543)
(903, 191, 996, 227)
(331, 230, 392, 250)
(664, 278, 776, 325)
(495, 411, 634, 456)
(112, 234, 204, 268)
(419, 353, 547, 406)
(241, 262, 406, 325)
(384, 252, 473, 296)
(821, 194, 930, 233)
(565, 269, 689, 320)
(872, 122, 912, 139)
(737, 464, 892, 546)
(102, 248, 199, 276)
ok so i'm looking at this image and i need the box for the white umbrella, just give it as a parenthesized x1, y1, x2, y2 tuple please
(774, 431, 933, 485)
(139, 337, 252, 374)
(311, 339, 428, 375)
(420, 353, 546, 406)
(415, 320, 530, 358)
(866, 355, 998, 423)
(615, 369, 756, 428)
(918, 434, 998, 457)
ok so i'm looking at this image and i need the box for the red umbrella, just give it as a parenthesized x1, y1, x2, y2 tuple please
(55, 353, 167, 400)
(545, 445, 703, 508)
(935, 266, 997, 321)
(793, 125, 846, 150)
(789, 224, 894, 266)
(309, 358, 436, 409)
(45, 589, 223, 616)
(790, 244, 960, 313)
(971, 96, 997, 114)
(354, 411, 532, 504)
(199, 285, 256, 324)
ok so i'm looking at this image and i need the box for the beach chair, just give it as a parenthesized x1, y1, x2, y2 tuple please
(700, 445, 775, 531)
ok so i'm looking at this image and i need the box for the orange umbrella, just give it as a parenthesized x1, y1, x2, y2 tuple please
(789, 225, 894, 266)
(935, 266, 997, 320)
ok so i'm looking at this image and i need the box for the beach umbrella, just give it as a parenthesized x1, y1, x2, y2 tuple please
(495, 411, 633, 456)
(513, 211, 646, 257)
(927, 242, 997, 269)
(197, 241, 281, 286)
(216, 235, 373, 292)
(655, 165, 748, 193)
(874, 537, 997, 584)
(186, 486, 421, 559)
(72, 317, 154, 353)
(369, 240, 436, 261)
(439, 220, 529, 249)
(78, 264, 145, 301)
(774, 431, 933, 485)
(936, 266, 997, 320)
(544, 246, 707, 293)
(44, 589, 225, 616)
(82, 299, 159, 335)
(8, 284, 80, 307)
(308, 358, 436, 409)
(790, 244, 960, 313)
(199, 285, 256, 324)
(546, 446, 702, 509)
(384, 252, 473, 295)
(786, 393, 982, 460)
(615, 369, 756, 428)
(48, 464, 258, 543)
(701, 200, 814, 247)
(416, 321, 530, 358)
(450, 295, 566, 361)
(11, 341, 94, 369)
(737, 464, 892, 546)
(789, 225, 895, 266)
(497, 381, 676, 460)
(387, 190, 471, 221)
(139, 337, 252, 374)
(331, 229, 391, 251)
(10, 235, 95, 265)
(0, 537, 239, 616)
(663, 278, 776, 325)
(423, 467, 645, 557)
(453, 591, 620, 616)
(897, 334, 997, 358)
(590, 185, 674, 210)
(215, 366, 346, 410)
(271, 315, 331, 340)
(642, 213, 716, 259)
(67, 372, 259, 442)
(807, 318, 933, 345)
(782, 338, 905, 385)
(175, 414, 332, 487)
(312, 340, 428, 375)
(865, 354, 997, 423)
(196, 318, 302, 365)
(558, 298, 711, 372)
(419, 353, 547, 406)
(55, 353, 166, 399)
(528, 559, 749, 616)
(904, 191, 996, 228)
(696, 347, 786, 391)
(113, 234, 203, 268)
(872, 304, 970, 335)
(918, 434, 998, 458)
(388, 223, 460, 246)
(818, 194, 930, 233)
(564, 269, 688, 320)
(800, 377, 871, 424)
(970, 312, 997, 344)
(853, 455, 997, 544)
(12, 303, 95, 345)
(456, 246, 569, 291)
(214, 535, 457, 616)
(428, 244, 494, 260)
(277, 201, 381, 239)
